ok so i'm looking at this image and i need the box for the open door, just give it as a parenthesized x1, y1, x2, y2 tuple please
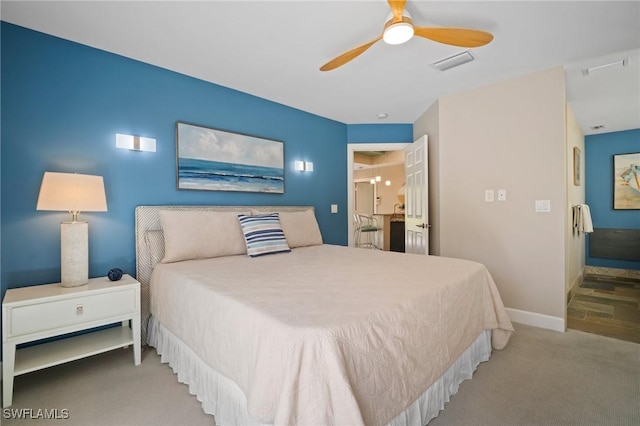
(404, 135, 429, 255)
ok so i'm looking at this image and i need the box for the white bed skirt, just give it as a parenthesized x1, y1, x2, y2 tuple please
(148, 316, 492, 426)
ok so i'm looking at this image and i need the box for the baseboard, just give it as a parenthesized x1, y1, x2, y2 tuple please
(505, 308, 565, 332)
(567, 269, 584, 304)
(585, 265, 640, 280)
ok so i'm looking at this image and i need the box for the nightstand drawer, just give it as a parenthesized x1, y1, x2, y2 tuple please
(7, 288, 136, 337)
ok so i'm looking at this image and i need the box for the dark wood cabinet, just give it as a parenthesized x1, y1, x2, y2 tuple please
(390, 221, 405, 252)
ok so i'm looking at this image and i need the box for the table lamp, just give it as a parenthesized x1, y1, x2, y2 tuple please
(36, 172, 108, 287)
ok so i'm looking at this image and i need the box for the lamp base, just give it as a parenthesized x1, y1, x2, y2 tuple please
(61, 222, 89, 287)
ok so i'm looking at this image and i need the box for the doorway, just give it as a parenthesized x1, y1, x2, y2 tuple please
(347, 143, 410, 247)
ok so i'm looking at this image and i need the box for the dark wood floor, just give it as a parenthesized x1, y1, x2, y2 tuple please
(567, 274, 640, 343)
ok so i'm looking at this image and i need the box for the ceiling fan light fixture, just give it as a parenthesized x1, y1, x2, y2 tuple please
(383, 22, 414, 45)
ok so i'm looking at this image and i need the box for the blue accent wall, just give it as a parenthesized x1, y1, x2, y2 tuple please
(0, 22, 412, 296)
(585, 129, 640, 270)
(347, 124, 413, 143)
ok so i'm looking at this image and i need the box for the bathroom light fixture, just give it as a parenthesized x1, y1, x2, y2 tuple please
(432, 51, 475, 72)
(582, 58, 628, 76)
(116, 133, 156, 152)
(36, 172, 108, 287)
(385, 180, 391, 186)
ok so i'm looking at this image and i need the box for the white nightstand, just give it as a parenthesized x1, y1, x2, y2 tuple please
(2, 274, 141, 407)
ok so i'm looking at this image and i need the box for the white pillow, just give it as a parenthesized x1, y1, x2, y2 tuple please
(159, 210, 249, 263)
(251, 209, 323, 248)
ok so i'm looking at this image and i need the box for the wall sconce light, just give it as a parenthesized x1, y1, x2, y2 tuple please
(294, 161, 314, 172)
(116, 133, 156, 152)
(385, 180, 391, 186)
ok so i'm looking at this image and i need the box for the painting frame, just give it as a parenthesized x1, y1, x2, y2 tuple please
(573, 146, 581, 186)
(613, 152, 640, 210)
(175, 121, 284, 194)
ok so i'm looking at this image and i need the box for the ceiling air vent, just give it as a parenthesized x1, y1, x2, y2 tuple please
(432, 51, 475, 72)
(582, 58, 628, 76)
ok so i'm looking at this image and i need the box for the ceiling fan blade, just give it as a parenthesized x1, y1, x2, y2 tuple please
(320, 36, 383, 72)
(414, 27, 494, 47)
(388, 0, 406, 22)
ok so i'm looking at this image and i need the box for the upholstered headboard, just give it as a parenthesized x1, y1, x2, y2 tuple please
(134, 205, 316, 342)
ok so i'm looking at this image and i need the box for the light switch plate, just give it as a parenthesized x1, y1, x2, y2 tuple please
(485, 189, 494, 202)
(535, 200, 551, 212)
(497, 189, 506, 201)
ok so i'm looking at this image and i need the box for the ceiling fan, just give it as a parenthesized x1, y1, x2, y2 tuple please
(320, 0, 493, 72)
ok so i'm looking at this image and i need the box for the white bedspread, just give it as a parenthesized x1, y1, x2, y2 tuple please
(150, 244, 513, 426)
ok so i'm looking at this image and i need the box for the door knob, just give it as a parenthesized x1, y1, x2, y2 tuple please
(417, 223, 431, 229)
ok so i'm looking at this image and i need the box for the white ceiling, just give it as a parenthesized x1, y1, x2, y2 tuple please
(2, 1, 639, 135)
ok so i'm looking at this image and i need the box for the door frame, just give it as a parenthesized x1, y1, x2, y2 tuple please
(347, 143, 410, 247)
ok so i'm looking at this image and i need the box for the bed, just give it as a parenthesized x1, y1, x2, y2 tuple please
(135, 205, 513, 426)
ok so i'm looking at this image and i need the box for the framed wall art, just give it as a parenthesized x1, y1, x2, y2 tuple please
(573, 146, 581, 186)
(176, 122, 284, 193)
(613, 152, 640, 209)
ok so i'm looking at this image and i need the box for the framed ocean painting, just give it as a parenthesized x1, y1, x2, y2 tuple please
(176, 122, 284, 193)
(613, 152, 640, 209)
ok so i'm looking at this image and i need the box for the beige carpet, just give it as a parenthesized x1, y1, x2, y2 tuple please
(3, 323, 639, 426)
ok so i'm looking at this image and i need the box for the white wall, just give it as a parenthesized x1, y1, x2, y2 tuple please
(566, 105, 586, 297)
(415, 67, 568, 329)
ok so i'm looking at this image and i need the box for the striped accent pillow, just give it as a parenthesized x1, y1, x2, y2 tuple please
(237, 213, 291, 257)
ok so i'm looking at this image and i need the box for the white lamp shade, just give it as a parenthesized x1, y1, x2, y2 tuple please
(37, 172, 107, 213)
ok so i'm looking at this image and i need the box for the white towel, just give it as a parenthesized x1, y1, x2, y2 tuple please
(574, 204, 594, 233)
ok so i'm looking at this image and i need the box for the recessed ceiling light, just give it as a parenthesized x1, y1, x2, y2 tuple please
(432, 51, 475, 72)
(582, 58, 628, 76)
(377, 113, 388, 119)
